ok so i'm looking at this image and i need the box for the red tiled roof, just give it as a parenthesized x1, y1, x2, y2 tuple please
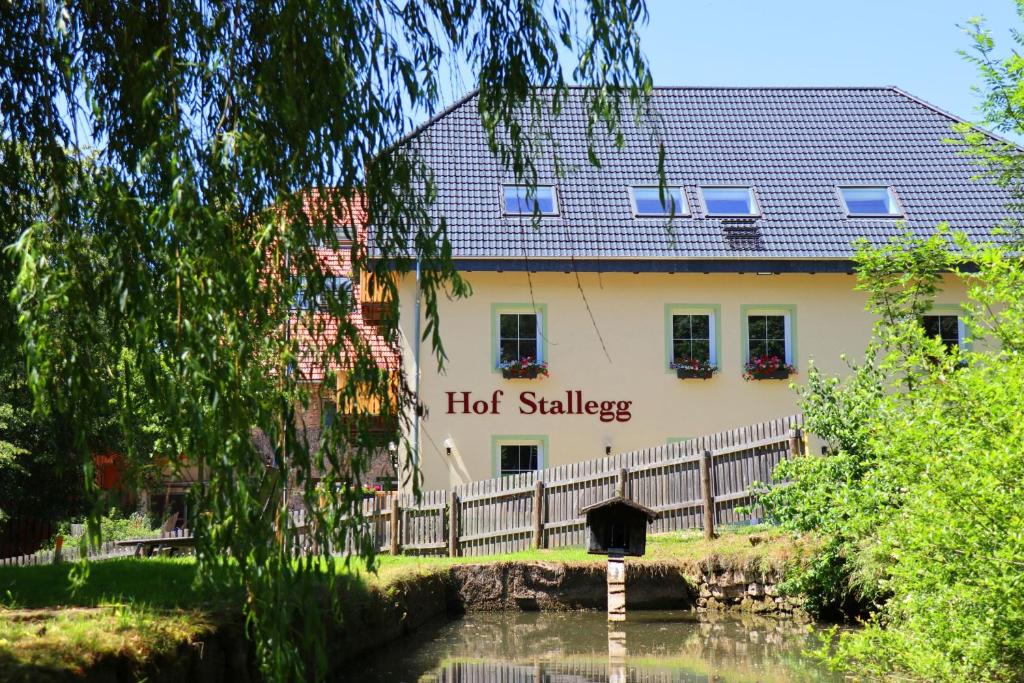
(292, 313, 400, 381)
(290, 190, 398, 381)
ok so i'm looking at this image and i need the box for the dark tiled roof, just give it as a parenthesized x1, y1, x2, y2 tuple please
(406, 87, 1017, 260)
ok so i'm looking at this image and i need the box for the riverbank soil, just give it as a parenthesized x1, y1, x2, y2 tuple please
(0, 526, 816, 680)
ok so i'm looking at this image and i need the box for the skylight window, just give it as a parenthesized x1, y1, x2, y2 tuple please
(503, 185, 558, 215)
(699, 186, 760, 217)
(631, 187, 689, 216)
(838, 186, 902, 216)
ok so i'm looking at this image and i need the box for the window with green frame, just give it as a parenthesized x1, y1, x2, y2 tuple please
(922, 314, 963, 350)
(747, 313, 790, 361)
(498, 312, 540, 364)
(671, 313, 713, 364)
(499, 443, 540, 476)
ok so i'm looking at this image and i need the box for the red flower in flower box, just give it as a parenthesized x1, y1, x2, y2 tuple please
(499, 356, 548, 379)
(669, 357, 718, 380)
(743, 355, 797, 381)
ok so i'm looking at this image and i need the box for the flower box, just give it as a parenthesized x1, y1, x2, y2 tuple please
(671, 357, 717, 380)
(676, 367, 715, 380)
(743, 355, 797, 381)
(747, 368, 791, 381)
(498, 357, 548, 380)
(502, 367, 540, 379)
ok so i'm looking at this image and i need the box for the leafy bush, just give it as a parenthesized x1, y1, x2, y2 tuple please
(759, 233, 1024, 681)
(758, 352, 890, 616)
(56, 508, 158, 548)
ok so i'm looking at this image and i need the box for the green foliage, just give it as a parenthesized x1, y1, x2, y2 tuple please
(759, 233, 1024, 681)
(0, 148, 171, 524)
(758, 353, 890, 615)
(0, 2, 652, 680)
(952, 3, 1024, 230)
(54, 508, 158, 549)
(0, 359, 86, 524)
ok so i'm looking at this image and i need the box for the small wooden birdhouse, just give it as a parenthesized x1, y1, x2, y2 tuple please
(579, 495, 659, 557)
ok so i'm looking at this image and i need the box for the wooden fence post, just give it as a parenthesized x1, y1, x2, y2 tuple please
(532, 480, 544, 549)
(700, 450, 715, 540)
(448, 491, 459, 557)
(789, 427, 802, 457)
(389, 495, 400, 555)
(616, 468, 627, 498)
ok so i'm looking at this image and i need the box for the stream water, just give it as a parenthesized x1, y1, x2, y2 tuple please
(349, 610, 843, 682)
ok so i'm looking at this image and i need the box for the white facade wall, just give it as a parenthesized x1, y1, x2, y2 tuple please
(398, 269, 968, 491)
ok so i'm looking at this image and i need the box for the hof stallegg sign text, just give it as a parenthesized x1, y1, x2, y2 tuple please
(446, 390, 633, 423)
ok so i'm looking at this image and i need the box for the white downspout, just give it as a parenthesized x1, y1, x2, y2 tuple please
(411, 258, 422, 487)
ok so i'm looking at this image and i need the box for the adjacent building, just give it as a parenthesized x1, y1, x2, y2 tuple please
(393, 87, 1013, 490)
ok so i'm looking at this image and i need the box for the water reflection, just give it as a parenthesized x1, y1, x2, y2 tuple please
(350, 611, 842, 683)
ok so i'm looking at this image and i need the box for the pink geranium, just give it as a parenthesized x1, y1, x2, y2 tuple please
(743, 355, 797, 381)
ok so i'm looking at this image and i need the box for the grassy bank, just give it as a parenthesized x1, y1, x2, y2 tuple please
(0, 558, 230, 677)
(366, 524, 811, 585)
(0, 526, 812, 678)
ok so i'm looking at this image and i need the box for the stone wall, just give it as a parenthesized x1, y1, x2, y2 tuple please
(692, 558, 808, 619)
(447, 561, 693, 612)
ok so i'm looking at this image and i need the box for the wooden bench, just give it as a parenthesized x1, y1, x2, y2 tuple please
(114, 512, 193, 557)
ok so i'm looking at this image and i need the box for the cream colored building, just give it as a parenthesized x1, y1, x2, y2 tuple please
(393, 87, 1006, 491)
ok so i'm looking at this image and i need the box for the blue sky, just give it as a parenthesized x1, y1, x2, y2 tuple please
(634, 0, 1019, 124)
(428, 0, 1020, 129)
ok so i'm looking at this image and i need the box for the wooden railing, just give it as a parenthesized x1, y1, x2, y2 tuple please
(350, 414, 806, 557)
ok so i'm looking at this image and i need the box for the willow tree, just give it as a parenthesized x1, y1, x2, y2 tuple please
(0, 1, 652, 679)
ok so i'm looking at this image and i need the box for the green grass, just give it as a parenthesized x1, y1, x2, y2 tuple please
(0, 605, 216, 677)
(0, 526, 811, 677)
(0, 526, 804, 610)
(0, 557, 218, 611)
(0, 559, 224, 678)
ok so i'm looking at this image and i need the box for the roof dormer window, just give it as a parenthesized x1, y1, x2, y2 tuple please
(699, 186, 760, 217)
(503, 185, 558, 216)
(838, 186, 902, 217)
(631, 186, 689, 217)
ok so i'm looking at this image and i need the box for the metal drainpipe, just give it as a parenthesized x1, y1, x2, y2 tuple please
(411, 258, 422, 488)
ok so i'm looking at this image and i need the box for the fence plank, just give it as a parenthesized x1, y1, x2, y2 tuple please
(389, 496, 400, 555)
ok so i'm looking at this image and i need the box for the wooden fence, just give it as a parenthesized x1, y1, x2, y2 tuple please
(0, 528, 192, 567)
(1, 415, 804, 565)
(353, 414, 805, 557)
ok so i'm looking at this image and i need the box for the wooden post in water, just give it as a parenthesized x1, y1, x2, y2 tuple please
(607, 626, 627, 683)
(389, 495, 400, 555)
(448, 491, 459, 557)
(700, 450, 716, 541)
(607, 551, 626, 622)
(609, 468, 632, 621)
(531, 480, 544, 549)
